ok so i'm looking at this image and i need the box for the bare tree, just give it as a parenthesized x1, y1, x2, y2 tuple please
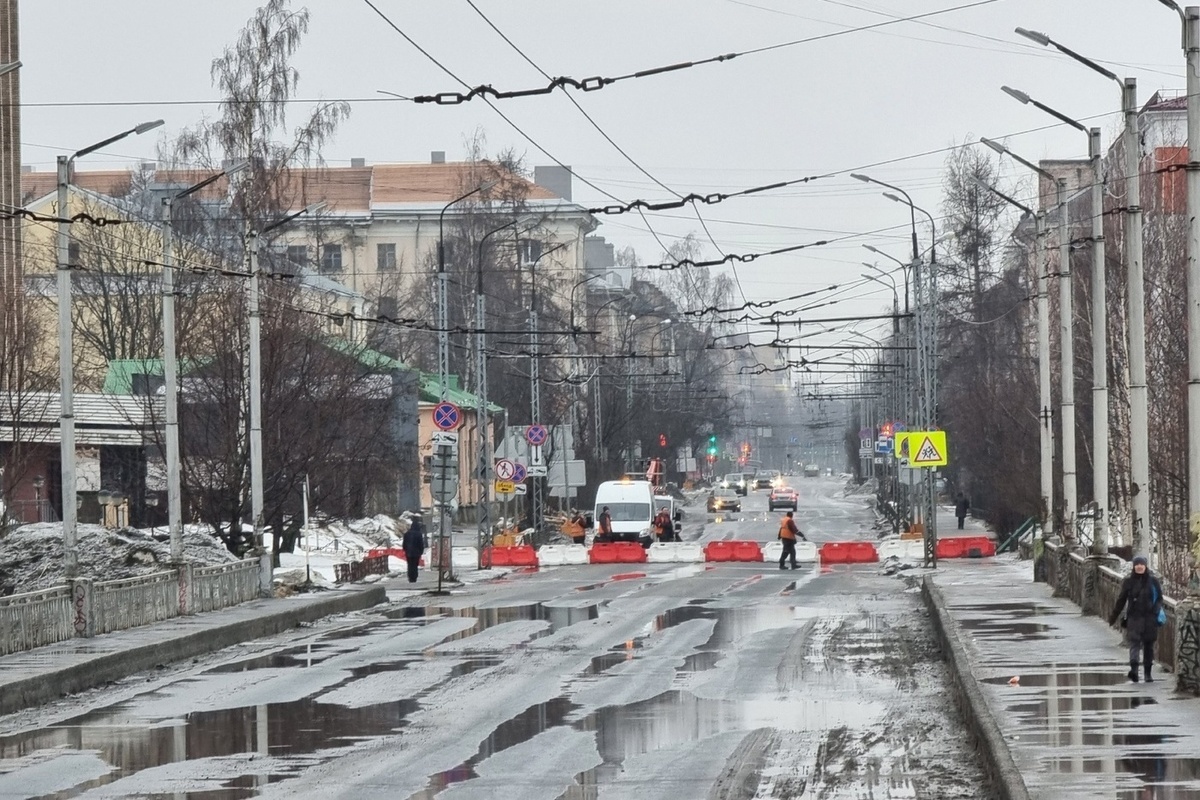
(935, 146, 1036, 534)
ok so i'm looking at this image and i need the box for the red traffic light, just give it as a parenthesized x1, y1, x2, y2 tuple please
(658, 433, 668, 447)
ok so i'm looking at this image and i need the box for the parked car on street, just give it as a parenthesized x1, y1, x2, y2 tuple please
(707, 489, 742, 513)
(768, 485, 798, 511)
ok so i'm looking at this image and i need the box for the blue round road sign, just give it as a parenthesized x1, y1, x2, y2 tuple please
(433, 402, 461, 431)
(525, 424, 548, 446)
(511, 462, 528, 482)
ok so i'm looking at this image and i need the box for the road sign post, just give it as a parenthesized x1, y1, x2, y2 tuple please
(431, 401, 461, 587)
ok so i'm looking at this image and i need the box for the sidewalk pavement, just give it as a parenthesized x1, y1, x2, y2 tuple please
(0, 583, 385, 718)
(929, 556, 1200, 799)
(936, 504, 992, 538)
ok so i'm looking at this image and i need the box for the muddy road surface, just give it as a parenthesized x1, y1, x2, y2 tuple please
(0, 477, 987, 799)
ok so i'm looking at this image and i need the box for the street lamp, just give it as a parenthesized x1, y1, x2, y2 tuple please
(0, 61, 20, 77)
(852, 174, 918, 262)
(1001, 85, 1109, 557)
(853, 172, 938, 564)
(247, 200, 325, 588)
(57, 119, 164, 577)
(432, 180, 496, 590)
(526, 239, 568, 532)
(161, 160, 249, 562)
(1015, 26, 1148, 556)
(438, 180, 498, 402)
(972, 177, 1055, 545)
(473, 214, 522, 557)
(982, 136, 1077, 543)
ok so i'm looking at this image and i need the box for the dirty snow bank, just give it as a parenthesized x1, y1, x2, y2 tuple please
(0, 522, 238, 592)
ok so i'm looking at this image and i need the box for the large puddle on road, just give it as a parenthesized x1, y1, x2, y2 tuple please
(415, 686, 883, 799)
(0, 601, 600, 799)
(0, 601, 814, 799)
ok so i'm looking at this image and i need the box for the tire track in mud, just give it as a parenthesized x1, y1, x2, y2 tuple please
(753, 579, 988, 799)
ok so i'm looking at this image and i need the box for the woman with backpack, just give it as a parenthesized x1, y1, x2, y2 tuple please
(1107, 555, 1166, 683)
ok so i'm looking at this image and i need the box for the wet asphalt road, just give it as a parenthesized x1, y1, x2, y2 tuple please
(0, 477, 988, 799)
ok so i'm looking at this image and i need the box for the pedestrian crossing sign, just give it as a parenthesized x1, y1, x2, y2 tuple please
(910, 431, 948, 467)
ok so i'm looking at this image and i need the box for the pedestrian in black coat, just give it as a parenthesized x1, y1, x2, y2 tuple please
(403, 515, 427, 584)
(1108, 555, 1165, 682)
(954, 493, 969, 530)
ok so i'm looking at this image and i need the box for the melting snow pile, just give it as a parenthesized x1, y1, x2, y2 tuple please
(274, 513, 416, 587)
(0, 523, 239, 594)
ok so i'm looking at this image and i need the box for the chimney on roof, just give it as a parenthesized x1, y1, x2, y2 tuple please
(20, 164, 31, 173)
(351, 157, 366, 168)
(534, 165, 572, 201)
(431, 151, 446, 164)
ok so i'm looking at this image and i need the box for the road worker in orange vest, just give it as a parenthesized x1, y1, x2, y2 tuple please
(778, 511, 807, 570)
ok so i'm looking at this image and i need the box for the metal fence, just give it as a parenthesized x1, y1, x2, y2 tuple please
(194, 559, 260, 613)
(334, 553, 389, 584)
(0, 585, 74, 656)
(93, 570, 180, 636)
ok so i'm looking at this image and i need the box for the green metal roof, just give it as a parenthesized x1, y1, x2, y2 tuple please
(102, 358, 207, 395)
(102, 359, 164, 395)
(103, 347, 503, 414)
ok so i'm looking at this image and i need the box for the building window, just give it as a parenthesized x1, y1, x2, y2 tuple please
(519, 238, 543, 265)
(320, 244, 342, 273)
(377, 243, 397, 271)
(131, 373, 164, 396)
(285, 245, 307, 266)
(378, 295, 397, 318)
(68, 242, 81, 267)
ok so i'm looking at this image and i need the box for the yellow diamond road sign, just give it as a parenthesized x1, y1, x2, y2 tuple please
(910, 431, 948, 467)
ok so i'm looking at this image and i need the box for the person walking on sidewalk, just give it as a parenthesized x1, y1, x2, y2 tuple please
(403, 514, 427, 584)
(954, 493, 969, 530)
(1108, 555, 1165, 682)
(778, 511, 807, 570)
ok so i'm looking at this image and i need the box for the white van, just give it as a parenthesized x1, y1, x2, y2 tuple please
(594, 479, 655, 545)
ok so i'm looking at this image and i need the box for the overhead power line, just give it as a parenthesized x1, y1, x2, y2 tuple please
(397, 0, 1000, 105)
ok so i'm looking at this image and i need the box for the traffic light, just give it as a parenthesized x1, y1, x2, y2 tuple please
(706, 434, 718, 456)
(658, 433, 668, 448)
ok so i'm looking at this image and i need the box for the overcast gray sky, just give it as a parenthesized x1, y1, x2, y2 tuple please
(18, 0, 1189, 359)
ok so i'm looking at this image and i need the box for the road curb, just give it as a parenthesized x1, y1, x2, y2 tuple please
(0, 585, 386, 717)
(921, 576, 1031, 800)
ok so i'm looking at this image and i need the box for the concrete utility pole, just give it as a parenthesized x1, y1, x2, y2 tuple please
(1123, 77, 1151, 559)
(1056, 175, 1078, 540)
(436, 182, 493, 585)
(852, 172, 940, 565)
(522, 240, 567, 533)
(248, 201, 323, 593)
(971, 179, 1054, 541)
(56, 120, 162, 577)
(982, 138, 1076, 542)
(1016, 26, 1147, 554)
(160, 161, 247, 562)
(1088, 126, 1109, 555)
(475, 218, 518, 563)
(1001, 86, 1107, 553)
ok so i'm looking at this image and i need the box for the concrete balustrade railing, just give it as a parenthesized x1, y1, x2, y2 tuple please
(91, 571, 181, 636)
(0, 557, 262, 655)
(1043, 540, 1183, 677)
(0, 585, 74, 656)
(194, 559, 260, 613)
